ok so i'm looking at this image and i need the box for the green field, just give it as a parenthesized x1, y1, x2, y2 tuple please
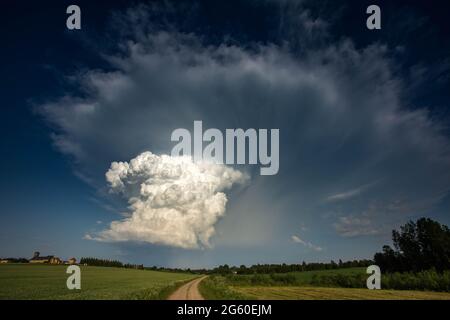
(201, 268, 450, 300)
(233, 286, 450, 300)
(0, 264, 198, 300)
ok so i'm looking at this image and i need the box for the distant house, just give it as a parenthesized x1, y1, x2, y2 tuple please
(29, 251, 62, 264)
(29, 252, 53, 264)
(50, 257, 62, 264)
(0, 259, 10, 264)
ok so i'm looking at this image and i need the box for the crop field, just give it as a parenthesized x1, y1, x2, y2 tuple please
(233, 286, 450, 300)
(0, 264, 198, 300)
(201, 268, 450, 300)
(289, 267, 366, 283)
(223, 267, 367, 287)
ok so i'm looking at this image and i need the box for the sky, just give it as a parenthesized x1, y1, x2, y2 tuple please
(1, 0, 450, 268)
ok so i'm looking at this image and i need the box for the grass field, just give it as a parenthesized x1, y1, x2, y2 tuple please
(0, 264, 198, 300)
(201, 268, 450, 300)
(233, 286, 450, 300)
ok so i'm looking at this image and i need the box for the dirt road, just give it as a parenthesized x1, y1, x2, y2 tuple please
(168, 276, 207, 300)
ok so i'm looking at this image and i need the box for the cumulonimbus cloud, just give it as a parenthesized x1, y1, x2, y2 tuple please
(39, 3, 450, 253)
(86, 152, 248, 249)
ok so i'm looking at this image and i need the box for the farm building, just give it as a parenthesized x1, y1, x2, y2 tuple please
(29, 251, 62, 264)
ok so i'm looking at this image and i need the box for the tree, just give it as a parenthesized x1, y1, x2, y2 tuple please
(374, 218, 450, 272)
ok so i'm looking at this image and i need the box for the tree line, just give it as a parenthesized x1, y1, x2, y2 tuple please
(208, 259, 373, 275)
(79, 257, 144, 269)
(205, 217, 450, 276)
(0, 258, 29, 263)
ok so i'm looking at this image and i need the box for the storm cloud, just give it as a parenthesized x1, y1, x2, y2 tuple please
(87, 152, 247, 249)
(39, 4, 450, 254)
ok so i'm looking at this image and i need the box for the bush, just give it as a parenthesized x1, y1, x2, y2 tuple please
(199, 276, 251, 300)
(310, 273, 366, 288)
(382, 270, 450, 292)
(311, 269, 450, 292)
(220, 269, 450, 292)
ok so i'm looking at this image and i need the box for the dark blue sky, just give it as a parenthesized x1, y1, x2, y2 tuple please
(1, 0, 450, 268)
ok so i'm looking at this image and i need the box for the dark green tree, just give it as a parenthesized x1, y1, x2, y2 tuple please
(374, 218, 450, 272)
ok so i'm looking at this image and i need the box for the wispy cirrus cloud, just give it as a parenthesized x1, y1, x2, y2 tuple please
(326, 186, 366, 202)
(326, 181, 380, 202)
(291, 235, 323, 252)
(333, 216, 379, 238)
